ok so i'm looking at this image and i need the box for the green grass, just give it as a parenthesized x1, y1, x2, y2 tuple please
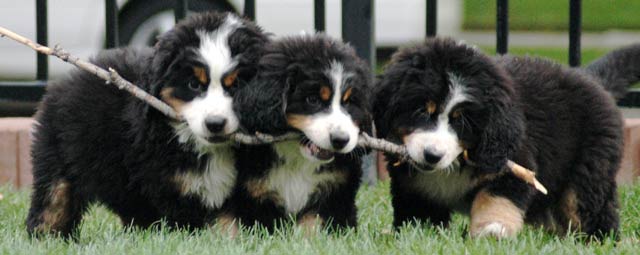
(464, 0, 640, 31)
(1, 183, 640, 255)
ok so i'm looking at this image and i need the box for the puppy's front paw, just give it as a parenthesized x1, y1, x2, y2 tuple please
(470, 221, 513, 238)
(469, 190, 524, 239)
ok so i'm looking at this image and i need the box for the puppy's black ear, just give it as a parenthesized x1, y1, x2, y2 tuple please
(234, 50, 298, 134)
(234, 76, 290, 135)
(469, 77, 524, 173)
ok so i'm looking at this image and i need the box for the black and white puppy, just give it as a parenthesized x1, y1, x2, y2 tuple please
(26, 12, 267, 237)
(230, 34, 372, 231)
(374, 37, 639, 239)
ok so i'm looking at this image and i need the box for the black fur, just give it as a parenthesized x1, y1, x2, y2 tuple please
(586, 43, 640, 100)
(374, 37, 625, 239)
(229, 34, 372, 231)
(26, 12, 267, 237)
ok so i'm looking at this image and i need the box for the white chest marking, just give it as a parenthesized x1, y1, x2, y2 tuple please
(410, 165, 475, 208)
(264, 141, 342, 214)
(175, 147, 236, 209)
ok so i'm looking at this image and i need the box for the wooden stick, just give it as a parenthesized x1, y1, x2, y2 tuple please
(507, 160, 548, 195)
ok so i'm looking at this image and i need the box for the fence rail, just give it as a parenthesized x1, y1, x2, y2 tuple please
(2, 0, 640, 107)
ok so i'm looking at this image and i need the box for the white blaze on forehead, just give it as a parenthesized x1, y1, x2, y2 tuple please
(174, 14, 243, 148)
(327, 60, 353, 109)
(404, 73, 472, 169)
(196, 14, 243, 81)
(296, 61, 360, 153)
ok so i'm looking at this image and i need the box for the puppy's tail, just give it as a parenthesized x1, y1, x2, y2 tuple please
(585, 44, 640, 100)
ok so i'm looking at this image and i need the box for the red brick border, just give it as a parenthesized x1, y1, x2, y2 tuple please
(0, 118, 34, 188)
(0, 117, 638, 188)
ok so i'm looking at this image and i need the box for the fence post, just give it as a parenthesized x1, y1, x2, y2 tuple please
(569, 0, 581, 67)
(342, 0, 375, 70)
(496, 0, 508, 54)
(314, 0, 326, 32)
(105, 0, 119, 48)
(174, 0, 188, 22)
(244, 0, 255, 21)
(36, 0, 48, 80)
(426, 0, 436, 37)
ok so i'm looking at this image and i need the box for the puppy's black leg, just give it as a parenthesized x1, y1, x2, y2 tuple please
(114, 199, 162, 230)
(26, 179, 87, 238)
(560, 174, 619, 240)
(391, 190, 451, 229)
(469, 174, 534, 239)
(314, 176, 360, 232)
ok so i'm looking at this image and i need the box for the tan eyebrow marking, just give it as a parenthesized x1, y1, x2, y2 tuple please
(452, 109, 462, 118)
(427, 100, 437, 114)
(342, 87, 353, 102)
(193, 66, 208, 84)
(320, 86, 331, 101)
(223, 69, 239, 87)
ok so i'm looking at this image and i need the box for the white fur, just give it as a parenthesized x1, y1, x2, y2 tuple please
(298, 61, 360, 153)
(410, 163, 475, 208)
(473, 222, 508, 238)
(175, 147, 236, 209)
(263, 141, 343, 214)
(404, 73, 471, 169)
(178, 14, 243, 147)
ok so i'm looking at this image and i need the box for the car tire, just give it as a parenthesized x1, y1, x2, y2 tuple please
(117, 0, 233, 47)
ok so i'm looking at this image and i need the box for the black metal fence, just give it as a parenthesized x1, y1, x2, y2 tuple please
(1, 0, 640, 110)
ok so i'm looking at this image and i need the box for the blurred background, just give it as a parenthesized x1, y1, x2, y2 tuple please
(1, 0, 639, 80)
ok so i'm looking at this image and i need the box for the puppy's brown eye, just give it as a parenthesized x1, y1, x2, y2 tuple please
(426, 100, 437, 114)
(451, 109, 463, 118)
(223, 70, 239, 87)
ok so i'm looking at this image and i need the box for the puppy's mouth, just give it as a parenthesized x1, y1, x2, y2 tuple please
(300, 140, 335, 162)
(408, 154, 466, 173)
(206, 135, 229, 144)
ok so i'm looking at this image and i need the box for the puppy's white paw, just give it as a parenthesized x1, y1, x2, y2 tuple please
(471, 221, 508, 238)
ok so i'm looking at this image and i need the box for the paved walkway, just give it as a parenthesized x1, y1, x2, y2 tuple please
(454, 31, 640, 48)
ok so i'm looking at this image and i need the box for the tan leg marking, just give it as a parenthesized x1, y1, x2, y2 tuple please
(560, 188, 581, 232)
(35, 180, 71, 232)
(298, 213, 325, 237)
(244, 179, 282, 204)
(215, 213, 239, 239)
(470, 190, 524, 239)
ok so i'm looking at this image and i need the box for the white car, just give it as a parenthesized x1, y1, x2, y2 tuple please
(0, 0, 460, 79)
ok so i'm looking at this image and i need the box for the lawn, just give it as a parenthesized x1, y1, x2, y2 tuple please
(1, 182, 639, 255)
(464, 0, 640, 31)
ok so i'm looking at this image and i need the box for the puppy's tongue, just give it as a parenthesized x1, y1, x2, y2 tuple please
(305, 143, 334, 160)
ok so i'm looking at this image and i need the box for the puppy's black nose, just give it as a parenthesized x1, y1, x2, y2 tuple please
(205, 116, 227, 133)
(330, 131, 350, 150)
(422, 150, 442, 165)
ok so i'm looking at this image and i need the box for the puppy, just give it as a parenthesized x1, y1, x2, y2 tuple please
(229, 34, 372, 232)
(374, 37, 639, 239)
(26, 12, 268, 237)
